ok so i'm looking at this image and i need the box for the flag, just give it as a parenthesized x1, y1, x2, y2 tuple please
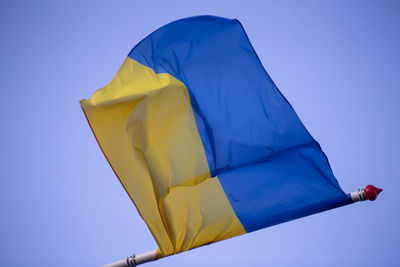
(80, 15, 352, 258)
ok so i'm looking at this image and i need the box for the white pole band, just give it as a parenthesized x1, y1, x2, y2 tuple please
(135, 250, 158, 265)
(100, 250, 157, 267)
(350, 188, 367, 202)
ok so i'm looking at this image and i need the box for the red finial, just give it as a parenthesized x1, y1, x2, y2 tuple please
(364, 185, 383, 201)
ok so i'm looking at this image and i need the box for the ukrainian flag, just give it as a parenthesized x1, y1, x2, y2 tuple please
(81, 16, 351, 258)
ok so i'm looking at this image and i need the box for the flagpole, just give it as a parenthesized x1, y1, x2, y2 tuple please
(349, 185, 382, 202)
(100, 250, 157, 267)
(100, 185, 382, 267)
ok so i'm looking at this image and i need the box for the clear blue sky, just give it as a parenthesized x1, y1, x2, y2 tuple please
(1, 1, 399, 266)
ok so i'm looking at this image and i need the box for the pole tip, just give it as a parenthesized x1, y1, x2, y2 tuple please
(364, 185, 382, 201)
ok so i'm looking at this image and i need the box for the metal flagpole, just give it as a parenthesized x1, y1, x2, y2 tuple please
(100, 185, 382, 267)
(100, 250, 157, 267)
(349, 185, 382, 202)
